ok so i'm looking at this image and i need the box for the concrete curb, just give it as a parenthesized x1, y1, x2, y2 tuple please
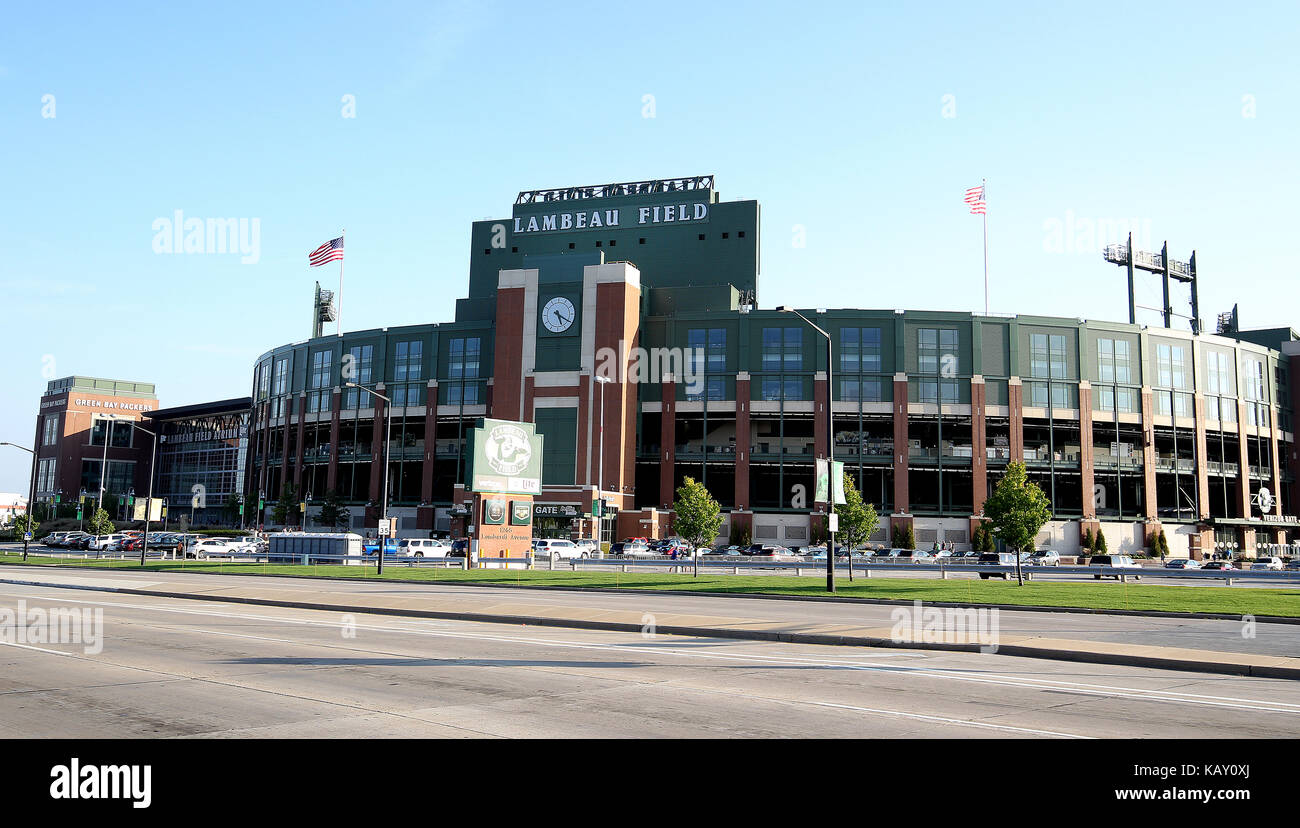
(2, 575, 1296, 681)
(3, 561, 1298, 625)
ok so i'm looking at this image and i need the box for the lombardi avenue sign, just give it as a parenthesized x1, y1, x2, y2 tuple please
(512, 202, 709, 235)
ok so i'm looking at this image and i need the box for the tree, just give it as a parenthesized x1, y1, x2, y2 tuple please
(731, 522, 752, 549)
(893, 522, 915, 550)
(1096, 531, 1108, 554)
(272, 483, 298, 526)
(315, 489, 351, 531)
(86, 508, 115, 537)
(836, 473, 879, 553)
(9, 513, 39, 542)
(1082, 527, 1095, 555)
(672, 477, 724, 577)
(982, 461, 1051, 585)
(222, 494, 242, 526)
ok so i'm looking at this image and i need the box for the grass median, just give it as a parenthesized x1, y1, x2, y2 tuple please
(1, 550, 1296, 617)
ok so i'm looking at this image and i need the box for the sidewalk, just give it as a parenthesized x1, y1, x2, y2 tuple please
(2, 568, 1298, 680)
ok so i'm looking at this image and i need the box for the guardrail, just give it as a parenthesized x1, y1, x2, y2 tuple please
(5, 544, 1298, 584)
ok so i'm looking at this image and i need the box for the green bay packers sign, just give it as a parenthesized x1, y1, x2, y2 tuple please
(468, 418, 545, 496)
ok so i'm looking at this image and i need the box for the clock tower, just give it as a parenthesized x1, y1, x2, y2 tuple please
(488, 252, 643, 539)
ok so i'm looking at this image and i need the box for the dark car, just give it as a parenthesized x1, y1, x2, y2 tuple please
(448, 539, 469, 558)
(1202, 561, 1235, 571)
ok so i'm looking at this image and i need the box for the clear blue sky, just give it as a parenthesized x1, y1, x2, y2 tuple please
(2, 1, 1297, 492)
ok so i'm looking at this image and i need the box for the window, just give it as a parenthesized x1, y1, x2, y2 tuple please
(42, 415, 59, 446)
(687, 328, 726, 375)
(762, 327, 803, 371)
(841, 377, 882, 402)
(256, 360, 271, 402)
(685, 376, 726, 402)
(918, 328, 958, 374)
(36, 458, 56, 493)
(1097, 338, 1132, 384)
(307, 350, 332, 414)
(394, 341, 422, 382)
(448, 337, 481, 380)
(1155, 343, 1189, 390)
(343, 345, 374, 408)
(1205, 351, 1233, 396)
(447, 382, 480, 406)
(90, 418, 133, 448)
(270, 355, 291, 418)
(841, 327, 882, 373)
(918, 379, 959, 403)
(761, 377, 803, 401)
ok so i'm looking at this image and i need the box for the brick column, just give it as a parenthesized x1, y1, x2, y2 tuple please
(735, 373, 751, 510)
(1079, 382, 1096, 520)
(1008, 377, 1024, 461)
(279, 397, 292, 495)
(1269, 404, 1282, 516)
(892, 374, 909, 515)
(660, 376, 676, 508)
(971, 376, 988, 514)
(1140, 388, 1158, 520)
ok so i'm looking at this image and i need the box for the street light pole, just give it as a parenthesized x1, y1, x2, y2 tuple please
(96, 418, 112, 514)
(777, 307, 836, 593)
(1, 441, 37, 562)
(348, 382, 391, 575)
(113, 416, 159, 567)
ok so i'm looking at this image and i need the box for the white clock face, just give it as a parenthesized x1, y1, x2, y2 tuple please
(542, 296, 576, 333)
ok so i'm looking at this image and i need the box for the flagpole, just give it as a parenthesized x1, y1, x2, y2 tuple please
(338, 228, 345, 336)
(982, 179, 988, 316)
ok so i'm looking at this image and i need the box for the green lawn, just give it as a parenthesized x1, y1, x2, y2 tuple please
(1, 551, 1295, 617)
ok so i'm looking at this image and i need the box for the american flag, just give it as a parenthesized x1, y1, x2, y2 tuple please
(308, 236, 344, 267)
(964, 184, 986, 215)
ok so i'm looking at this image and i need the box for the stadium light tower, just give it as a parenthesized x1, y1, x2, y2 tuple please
(1102, 234, 1200, 333)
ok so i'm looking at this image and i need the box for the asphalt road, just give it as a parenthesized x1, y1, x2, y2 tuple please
(2, 581, 1298, 738)
(2, 566, 1293, 657)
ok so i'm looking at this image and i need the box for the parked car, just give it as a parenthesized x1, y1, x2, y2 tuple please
(361, 538, 401, 557)
(895, 550, 934, 562)
(1285, 558, 1300, 571)
(187, 537, 247, 558)
(1202, 561, 1235, 571)
(1250, 557, 1284, 571)
(610, 541, 651, 557)
(40, 532, 70, 547)
(709, 545, 744, 556)
(1025, 550, 1061, 567)
(976, 552, 1020, 579)
(1164, 558, 1201, 569)
(397, 538, 452, 558)
(1089, 554, 1142, 579)
(534, 538, 585, 560)
(448, 539, 469, 558)
(87, 534, 130, 552)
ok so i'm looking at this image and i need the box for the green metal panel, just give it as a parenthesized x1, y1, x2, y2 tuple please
(533, 408, 577, 486)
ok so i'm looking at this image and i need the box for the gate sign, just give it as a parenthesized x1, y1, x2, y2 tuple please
(468, 418, 545, 496)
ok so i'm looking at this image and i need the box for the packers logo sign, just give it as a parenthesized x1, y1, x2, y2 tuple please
(468, 418, 544, 496)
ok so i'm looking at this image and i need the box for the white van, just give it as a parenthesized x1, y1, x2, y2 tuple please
(1090, 554, 1142, 580)
(534, 539, 585, 560)
(397, 538, 452, 558)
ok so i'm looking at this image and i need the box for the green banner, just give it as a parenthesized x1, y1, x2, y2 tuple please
(510, 501, 532, 526)
(468, 418, 545, 496)
(816, 459, 847, 505)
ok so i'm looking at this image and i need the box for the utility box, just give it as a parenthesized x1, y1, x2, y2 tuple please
(268, 532, 364, 565)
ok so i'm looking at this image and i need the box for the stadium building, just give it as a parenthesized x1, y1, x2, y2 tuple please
(247, 176, 1299, 558)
